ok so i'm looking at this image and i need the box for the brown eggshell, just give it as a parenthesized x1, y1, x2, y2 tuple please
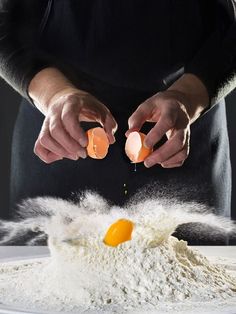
(125, 131, 152, 163)
(86, 127, 109, 159)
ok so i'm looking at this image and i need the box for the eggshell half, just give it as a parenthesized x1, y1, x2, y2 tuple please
(86, 127, 109, 159)
(125, 131, 152, 163)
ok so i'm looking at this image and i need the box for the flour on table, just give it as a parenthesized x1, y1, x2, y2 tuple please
(0, 192, 236, 313)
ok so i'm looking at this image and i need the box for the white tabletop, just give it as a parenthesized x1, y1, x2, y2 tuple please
(0, 246, 236, 262)
(0, 246, 49, 262)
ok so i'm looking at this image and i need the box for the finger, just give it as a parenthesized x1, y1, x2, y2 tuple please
(49, 115, 87, 159)
(39, 119, 79, 160)
(61, 104, 88, 148)
(160, 143, 189, 167)
(102, 114, 118, 144)
(34, 139, 63, 164)
(78, 102, 117, 145)
(160, 152, 187, 168)
(144, 110, 178, 148)
(160, 151, 187, 167)
(144, 129, 187, 168)
(160, 161, 184, 168)
(160, 133, 190, 168)
(126, 102, 154, 137)
(87, 107, 118, 144)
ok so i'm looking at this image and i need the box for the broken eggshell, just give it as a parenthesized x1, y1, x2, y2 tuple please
(125, 131, 153, 163)
(86, 127, 110, 159)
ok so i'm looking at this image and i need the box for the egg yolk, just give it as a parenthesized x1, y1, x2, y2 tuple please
(103, 219, 134, 247)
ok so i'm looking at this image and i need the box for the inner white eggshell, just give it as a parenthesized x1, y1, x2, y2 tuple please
(125, 131, 142, 162)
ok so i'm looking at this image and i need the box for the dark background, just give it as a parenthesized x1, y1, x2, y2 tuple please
(0, 79, 235, 220)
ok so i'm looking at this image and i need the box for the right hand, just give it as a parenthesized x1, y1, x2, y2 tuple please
(34, 88, 117, 163)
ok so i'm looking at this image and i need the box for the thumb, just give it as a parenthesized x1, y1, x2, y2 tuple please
(103, 114, 118, 144)
(125, 102, 152, 137)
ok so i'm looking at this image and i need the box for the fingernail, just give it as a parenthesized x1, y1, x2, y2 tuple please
(110, 134, 116, 144)
(68, 154, 78, 160)
(80, 150, 87, 159)
(144, 160, 151, 168)
(80, 138, 88, 148)
(79, 137, 88, 147)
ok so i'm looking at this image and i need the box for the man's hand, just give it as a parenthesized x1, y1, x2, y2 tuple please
(126, 91, 191, 168)
(28, 67, 117, 163)
(34, 88, 117, 163)
(126, 74, 209, 168)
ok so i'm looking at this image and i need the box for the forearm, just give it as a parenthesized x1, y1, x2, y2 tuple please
(184, 2, 236, 106)
(28, 67, 82, 115)
(0, 0, 50, 103)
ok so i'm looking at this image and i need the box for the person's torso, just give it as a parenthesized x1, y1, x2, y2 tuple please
(40, 0, 216, 91)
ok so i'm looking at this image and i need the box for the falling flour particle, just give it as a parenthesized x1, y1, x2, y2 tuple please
(0, 192, 236, 313)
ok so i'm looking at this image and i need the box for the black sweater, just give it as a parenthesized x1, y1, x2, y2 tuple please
(0, 0, 235, 106)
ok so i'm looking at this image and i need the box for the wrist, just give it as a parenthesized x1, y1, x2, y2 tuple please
(167, 73, 210, 123)
(28, 67, 77, 115)
(47, 86, 89, 111)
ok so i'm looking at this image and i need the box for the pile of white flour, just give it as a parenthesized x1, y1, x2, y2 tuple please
(0, 192, 236, 313)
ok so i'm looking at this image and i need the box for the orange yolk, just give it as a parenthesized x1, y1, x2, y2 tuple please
(125, 131, 153, 163)
(103, 219, 134, 247)
(86, 127, 109, 159)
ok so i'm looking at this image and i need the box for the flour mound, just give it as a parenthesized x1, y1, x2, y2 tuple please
(47, 236, 236, 309)
(0, 192, 236, 312)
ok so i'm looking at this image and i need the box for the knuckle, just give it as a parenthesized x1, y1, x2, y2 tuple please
(50, 123, 60, 137)
(137, 104, 146, 114)
(105, 124, 115, 135)
(179, 149, 188, 160)
(137, 106, 149, 117)
(134, 102, 147, 115)
(64, 94, 78, 104)
(33, 145, 39, 155)
(61, 109, 73, 123)
(128, 116, 135, 128)
(35, 149, 45, 161)
(110, 123, 118, 134)
(108, 116, 117, 129)
(39, 133, 50, 146)
(127, 118, 132, 127)
(137, 102, 146, 110)
(164, 116, 174, 129)
(49, 105, 60, 116)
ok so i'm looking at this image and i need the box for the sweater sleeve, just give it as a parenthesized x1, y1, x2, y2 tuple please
(185, 0, 236, 106)
(0, 0, 55, 105)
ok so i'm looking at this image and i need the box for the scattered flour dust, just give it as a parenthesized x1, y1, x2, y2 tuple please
(0, 192, 236, 313)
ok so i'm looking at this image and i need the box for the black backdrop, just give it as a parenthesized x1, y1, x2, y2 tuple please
(0, 79, 235, 220)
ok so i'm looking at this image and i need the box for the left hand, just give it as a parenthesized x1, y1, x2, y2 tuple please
(126, 90, 191, 168)
(125, 74, 209, 168)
